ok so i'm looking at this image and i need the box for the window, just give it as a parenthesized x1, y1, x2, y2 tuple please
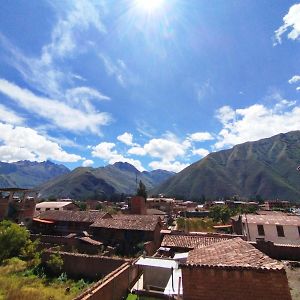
(45, 208, 50, 211)
(36, 208, 40, 211)
(55, 208, 59, 211)
(298, 226, 300, 237)
(257, 224, 265, 236)
(276, 225, 285, 237)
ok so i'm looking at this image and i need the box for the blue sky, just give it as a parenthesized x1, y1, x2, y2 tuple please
(0, 0, 300, 172)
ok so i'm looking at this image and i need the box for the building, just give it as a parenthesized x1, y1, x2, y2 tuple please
(181, 238, 292, 300)
(32, 210, 112, 234)
(128, 196, 146, 215)
(0, 188, 37, 225)
(232, 214, 300, 245)
(90, 214, 162, 255)
(35, 201, 79, 212)
(161, 233, 231, 254)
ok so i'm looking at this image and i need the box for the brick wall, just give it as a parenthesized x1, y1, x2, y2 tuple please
(181, 267, 292, 300)
(42, 250, 130, 280)
(75, 261, 140, 300)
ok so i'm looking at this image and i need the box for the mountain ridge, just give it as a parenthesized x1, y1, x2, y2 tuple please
(153, 131, 300, 202)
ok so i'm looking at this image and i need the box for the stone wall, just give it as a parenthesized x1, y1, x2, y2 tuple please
(75, 261, 140, 300)
(42, 250, 129, 280)
(181, 266, 292, 300)
(252, 240, 300, 261)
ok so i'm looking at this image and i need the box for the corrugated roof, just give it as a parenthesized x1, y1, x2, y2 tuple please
(242, 214, 300, 226)
(91, 214, 160, 231)
(136, 257, 177, 269)
(161, 234, 229, 250)
(37, 210, 112, 223)
(185, 238, 284, 270)
(36, 201, 73, 209)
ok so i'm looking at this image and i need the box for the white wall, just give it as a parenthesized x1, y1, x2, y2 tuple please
(243, 222, 300, 245)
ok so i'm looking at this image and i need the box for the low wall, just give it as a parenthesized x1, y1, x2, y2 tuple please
(42, 250, 129, 280)
(252, 241, 300, 261)
(75, 261, 140, 300)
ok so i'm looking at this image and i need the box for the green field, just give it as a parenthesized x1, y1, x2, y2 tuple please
(0, 258, 90, 300)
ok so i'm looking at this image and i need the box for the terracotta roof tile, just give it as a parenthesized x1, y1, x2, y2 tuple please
(185, 237, 283, 270)
(37, 210, 112, 223)
(91, 214, 160, 231)
(161, 234, 229, 250)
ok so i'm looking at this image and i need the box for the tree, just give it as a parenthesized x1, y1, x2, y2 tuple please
(46, 252, 63, 274)
(136, 180, 147, 200)
(209, 205, 231, 224)
(0, 220, 30, 262)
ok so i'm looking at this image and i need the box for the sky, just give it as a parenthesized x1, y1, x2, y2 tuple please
(0, 0, 300, 172)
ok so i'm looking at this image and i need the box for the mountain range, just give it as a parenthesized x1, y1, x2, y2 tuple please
(154, 131, 300, 201)
(0, 160, 70, 189)
(37, 162, 175, 199)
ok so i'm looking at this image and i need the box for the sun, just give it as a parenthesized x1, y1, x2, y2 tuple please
(134, 0, 165, 14)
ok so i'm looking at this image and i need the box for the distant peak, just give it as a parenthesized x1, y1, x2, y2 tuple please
(113, 162, 139, 173)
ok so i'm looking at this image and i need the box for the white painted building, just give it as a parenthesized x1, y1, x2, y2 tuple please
(240, 214, 300, 245)
(35, 201, 79, 212)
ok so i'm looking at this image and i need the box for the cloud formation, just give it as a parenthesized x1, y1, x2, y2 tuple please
(274, 3, 300, 44)
(0, 79, 111, 134)
(214, 100, 300, 149)
(92, 142, 145, 171)
(0, 122, 82, 162)
(117, 132, 138, 146)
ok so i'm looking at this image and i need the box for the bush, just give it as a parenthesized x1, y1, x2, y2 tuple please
(0, 220, 30, 262)
(46, 252, 64, 274)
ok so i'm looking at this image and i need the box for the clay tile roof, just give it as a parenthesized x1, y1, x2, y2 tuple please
(37, 210, 112, 223)
(242, 214, 300, 226)
(161, 234, 229, 250)
(90, 214, 160, 231)
(185, 237, 283, 270)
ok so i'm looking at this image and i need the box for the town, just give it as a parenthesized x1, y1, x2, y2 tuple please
(0, 184, 299, 300)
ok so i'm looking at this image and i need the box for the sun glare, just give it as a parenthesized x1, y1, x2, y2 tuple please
(134, 0, 165, 14)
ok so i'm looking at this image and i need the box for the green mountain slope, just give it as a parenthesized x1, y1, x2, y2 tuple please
(0, 160, 70, 188)
(38, 162, 174, 199)
(154, 131, 300, 201)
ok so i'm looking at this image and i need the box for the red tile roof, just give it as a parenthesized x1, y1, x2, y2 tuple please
(161, 234, 229, 250)
(91, 214, 161, 231)
(185, 237, 283, 270)
(37, 210, 112, 223)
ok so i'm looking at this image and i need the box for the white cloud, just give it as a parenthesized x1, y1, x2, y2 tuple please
(149, 160, 188, 173)
(274, 3, 300, 44)
(91, 142, 145, 171)
(99, 54, 130, 87)
(288, 75, 300, 84)
(128, 146, 147, 156)
(189, 132, 214, 142)
(117, 132, 138, 146)
(0, 79, 111, 134)
(214, 100, 300, 149)
(0, 104, 24, 125)
(82, 159, 94, 167)
(192, 148, 209, 157)
(0, 122, 82, 162)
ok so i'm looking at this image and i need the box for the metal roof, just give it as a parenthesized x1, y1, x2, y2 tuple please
(136, 257, 178, 269)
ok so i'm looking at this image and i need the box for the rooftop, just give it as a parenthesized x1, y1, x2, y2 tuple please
(161, 234, 230, 250)
(242, 214, 300, 226)
(184, 237, 284, 270)
(91, 214, 161, 231)
(36, 210, 112, 223)
(36, 201, 73, 209)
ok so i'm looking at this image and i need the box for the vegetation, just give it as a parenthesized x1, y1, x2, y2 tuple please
(176, 217, 215, 232)
(0, 258, 90, 300)
(136, 180, 147, 200)
(46, 252, 64, 274)
(0, 220, 39, 263)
